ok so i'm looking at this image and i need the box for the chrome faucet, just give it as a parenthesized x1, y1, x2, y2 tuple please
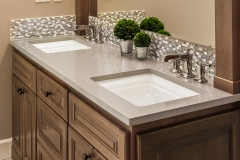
(161, 49, 195, 79)
(75, 25, 104, 43)
(161, 52, 182, 73)
(194, 61, 211, 83)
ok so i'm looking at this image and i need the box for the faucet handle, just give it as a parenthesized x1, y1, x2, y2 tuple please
(194, 61, 211, 83)
(170, 58, 182, 73)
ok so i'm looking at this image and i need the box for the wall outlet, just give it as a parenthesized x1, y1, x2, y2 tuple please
(54, 0, 62, 2)
(36, 0, 50, 2)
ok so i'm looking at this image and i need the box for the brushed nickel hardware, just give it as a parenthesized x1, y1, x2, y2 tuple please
(161, 50, 195, 78)
(161, 52, 182, 73)
(75, 25, 104, 43)
(194, 61, 211, 83)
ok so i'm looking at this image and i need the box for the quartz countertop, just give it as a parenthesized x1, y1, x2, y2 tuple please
(10, 35, 240, 126)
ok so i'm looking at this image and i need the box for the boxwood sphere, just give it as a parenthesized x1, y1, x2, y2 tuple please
(158, 30, 171, 36)
(133, 32, 151, 47)
(114, 19, 141, 40)
(140, 17, 164, 32)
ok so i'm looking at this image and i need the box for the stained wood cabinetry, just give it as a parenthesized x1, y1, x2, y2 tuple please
(137, 110, 240, 160)
(12, 48, 240, 160)
(12, 75, 36, 160)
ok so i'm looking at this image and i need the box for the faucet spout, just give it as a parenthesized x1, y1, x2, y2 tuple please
(161, 52, 181, 62)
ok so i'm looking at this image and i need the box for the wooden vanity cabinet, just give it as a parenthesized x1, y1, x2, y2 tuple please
(12, 48, 240, 160)
(68, 126, 107, 160)
(137, 110, 240, 160)
(37, 98, 67, 160)
(12, 75, 36, 160)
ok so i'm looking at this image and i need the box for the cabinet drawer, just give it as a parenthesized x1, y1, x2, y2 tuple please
(37, 141, 59, 160)
(69, 93, 129, 160)
(37, 70, 68, 121)
(68, 126, 93, 160)
(13, 51, 36, 93)
(37, 98, 67, 160)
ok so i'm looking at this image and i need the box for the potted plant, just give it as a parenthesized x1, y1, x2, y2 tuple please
(158, 30, 171, 36)
(140, 17, 164, 32)
(133, 32, 151, 60)
(114, 19, 141, 56)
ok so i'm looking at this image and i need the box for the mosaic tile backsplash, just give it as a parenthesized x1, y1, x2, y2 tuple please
(89, 11, 216, 78)
(10, 15, 75, 39)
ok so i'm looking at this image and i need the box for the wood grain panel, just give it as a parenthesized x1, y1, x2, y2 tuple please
(137, 110, 240, 160)
(13, 51, 36, 93)
(12, 75, 24, 159)
(37, 70, 68, 121)
(37, 141, 59, 160)
(12, 147, 21, 160)
(37, 98, 67, 160)
(93, 149, 107, 160)
(69, 93, 129, 160)
(68, 126, 93, 160)
(23, 84, 36, 160)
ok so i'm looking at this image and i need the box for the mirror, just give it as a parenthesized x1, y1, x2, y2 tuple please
(96, 0, 215, 47)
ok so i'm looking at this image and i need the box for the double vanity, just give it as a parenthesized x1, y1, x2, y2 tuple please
(11, 35, 240, 160)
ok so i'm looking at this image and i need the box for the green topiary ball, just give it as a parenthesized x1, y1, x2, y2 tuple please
(133, 32, 151, 47)
(114, 19, 141, 40)
(140, 17, 164, 32)
(158, 30, 171, 36)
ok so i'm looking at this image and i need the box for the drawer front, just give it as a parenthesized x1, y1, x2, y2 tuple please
(37, 98, 67, 160)
(37, 70, 68, 121)
(13, 51, 36, 93)
(69, 93, 129, 160)
(68, 126, 93, 160)
(37, 141, 59, 160)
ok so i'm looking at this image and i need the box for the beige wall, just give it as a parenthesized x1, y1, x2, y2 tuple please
(0, 0, 74, 140)
(98, 0, 215, 47)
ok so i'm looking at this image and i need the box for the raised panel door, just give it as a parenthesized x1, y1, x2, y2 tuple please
(22, 85, 36, 160)
(12, 75, 24, 159)
(137, 110, 240, 160)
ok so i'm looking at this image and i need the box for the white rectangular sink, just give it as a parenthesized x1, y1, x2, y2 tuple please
(92, 69, 207, 107)
(32, 40, 91, 53)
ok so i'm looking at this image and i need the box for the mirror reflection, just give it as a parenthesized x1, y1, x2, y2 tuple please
(97, 0, 215, 47)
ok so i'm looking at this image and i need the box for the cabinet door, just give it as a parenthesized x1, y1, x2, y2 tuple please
(12, 75, 24, 159)
(37, 97, 67, 160)
(22, 85, 36, 160)
(13, 51, 36, 93)
(68, 127, 93, 160)
(69, 93, 129, 160)
(37, 141, 59, 160)
(137, 110, 240, 160)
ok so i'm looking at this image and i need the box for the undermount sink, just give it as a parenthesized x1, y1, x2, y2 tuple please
(91, 69, 207, 107)
(32, 40, 91, 53)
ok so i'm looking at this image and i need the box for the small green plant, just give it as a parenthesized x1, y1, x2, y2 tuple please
(114, 19, 141, 40)
(158, 30, 171, 36)
(140, 17, 164, 32)
(133, 32, 151, 47)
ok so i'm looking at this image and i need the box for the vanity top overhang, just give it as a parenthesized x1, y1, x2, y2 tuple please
(10, 35, 240, 126)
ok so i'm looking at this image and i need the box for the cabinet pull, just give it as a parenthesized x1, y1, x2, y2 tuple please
(17, 87, 24, 95)
(44, 91, 51, 97)
(82, 153, 91, 160)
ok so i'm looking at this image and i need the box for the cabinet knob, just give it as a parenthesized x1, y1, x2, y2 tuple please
(82, 153, 91, 160)
(17, 87, 24, 95)
(44, 91, 51, 97)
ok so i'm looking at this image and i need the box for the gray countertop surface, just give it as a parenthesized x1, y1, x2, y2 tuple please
(10, 35, 240, 126)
